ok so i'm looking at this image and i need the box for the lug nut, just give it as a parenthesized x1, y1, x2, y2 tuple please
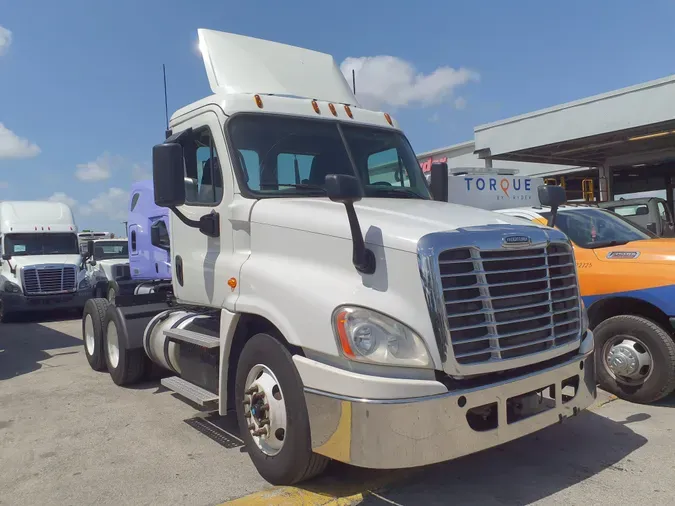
(248, 424, 255, 431)
(259, 418, 270, 426)
(252, 428, 267, 437)
(252, 393, 265, 403)
(245, 386, 258, 395)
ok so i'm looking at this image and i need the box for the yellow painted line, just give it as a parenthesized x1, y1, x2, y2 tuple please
(220, 466, 416, 506)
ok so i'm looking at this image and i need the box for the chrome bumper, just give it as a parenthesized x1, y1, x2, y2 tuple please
(304, 337, 595, 469)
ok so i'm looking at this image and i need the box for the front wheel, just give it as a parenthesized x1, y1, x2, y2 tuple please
(235, 333, 328, 485)
(595, 314, 675, 404)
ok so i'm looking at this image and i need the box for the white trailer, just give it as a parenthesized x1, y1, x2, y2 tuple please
(0, 201, 91, 322)
(81, 30, 596, 485)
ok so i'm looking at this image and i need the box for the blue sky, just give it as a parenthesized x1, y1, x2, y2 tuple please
(1, 0, 675, 234)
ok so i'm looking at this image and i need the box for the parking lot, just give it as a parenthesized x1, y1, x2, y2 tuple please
(1, 317, 674, 506)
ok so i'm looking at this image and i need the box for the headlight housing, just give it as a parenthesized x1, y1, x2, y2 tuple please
(78, 278, 91, 290)
(332, 306, 432, 368)
(3, 281, 21, 294)
(580, 298, 589, 333)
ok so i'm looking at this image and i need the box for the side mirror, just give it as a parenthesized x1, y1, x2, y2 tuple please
(150, 223, 171, 251)
(153, 142, 186, 208)
(325, 174, 363, 203)
(325, 174, 375, 274)
(429, 162, 449, 202)
(538, 185, 567, 228)
(1, 253, 11, 261)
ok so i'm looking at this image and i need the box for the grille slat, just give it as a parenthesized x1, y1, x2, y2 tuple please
(439, 242, 582, 365)
(22, 266, 77, 295)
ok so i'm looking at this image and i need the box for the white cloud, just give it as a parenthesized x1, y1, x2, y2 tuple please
(75, 152, 124, 182)
(80, 187, 129, 221)
(340, 56, 479, 110)
(454, 96, 467, 110)
(0, 123, 41, 159)
(0, 25, 12, 56)
(48, 192, 78, 209)
(132, 162, 152, 181)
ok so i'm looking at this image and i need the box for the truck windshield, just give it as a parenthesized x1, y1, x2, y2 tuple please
(94, 241, 128, 260)
(4, 233, 80, 256)
(540, 208, 654, 249)
(227, 115, 431, 199)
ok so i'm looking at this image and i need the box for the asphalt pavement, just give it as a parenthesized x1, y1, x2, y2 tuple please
(0, 316, 673, 506)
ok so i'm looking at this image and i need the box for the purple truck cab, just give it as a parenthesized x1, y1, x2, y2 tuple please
(128, 180, 171, 281)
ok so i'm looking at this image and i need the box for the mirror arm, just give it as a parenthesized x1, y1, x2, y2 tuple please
(344, 203, 375, 274)
(548, 204, 559, 228)
(170, 207, 220, 238)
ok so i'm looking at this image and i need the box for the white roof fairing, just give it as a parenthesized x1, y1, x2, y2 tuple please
(197, 29, 359, 106)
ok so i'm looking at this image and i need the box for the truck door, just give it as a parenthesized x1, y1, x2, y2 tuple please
(169, 110, 235, 308)
(656, 200, 675, 237)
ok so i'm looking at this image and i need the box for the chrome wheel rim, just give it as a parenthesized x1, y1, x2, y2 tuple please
(108, 288, 116, 304)
(243, 364, 287, 456)
(106, 320, 120, 369)
(602, 335, 653, 386)
(84, 314, 95, 356)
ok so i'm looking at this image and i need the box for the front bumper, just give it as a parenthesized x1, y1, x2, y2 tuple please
(1, 289, 91, 313)
(305, 332, 595, 469)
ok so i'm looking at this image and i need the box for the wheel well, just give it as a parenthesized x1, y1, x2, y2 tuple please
(226, 313, 303, 411)
(588, 297, 671, 332)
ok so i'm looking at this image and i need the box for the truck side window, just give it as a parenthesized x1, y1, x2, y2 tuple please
(366, 148, 412, 187)
(130, 193, 140, 211)
(277, 153, 313, 185)
(184, 126, 224, 205)
(131, 230, 137, 252)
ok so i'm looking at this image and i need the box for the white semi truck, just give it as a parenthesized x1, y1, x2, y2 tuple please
(0, 200, 91, 322)
(81, 29, 596, 485)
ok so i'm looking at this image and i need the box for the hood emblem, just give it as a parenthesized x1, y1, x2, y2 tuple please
(502, 235, 531, 247)
(606, 251, 640, 259)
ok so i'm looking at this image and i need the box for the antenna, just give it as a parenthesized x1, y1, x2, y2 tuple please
(163, 64, 169, 131)
(352, 69, 356, 95)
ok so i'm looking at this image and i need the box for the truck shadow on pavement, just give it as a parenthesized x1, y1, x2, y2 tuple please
(0, 321, 82, 380)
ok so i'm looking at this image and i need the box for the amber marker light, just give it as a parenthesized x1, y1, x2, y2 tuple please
(228, 277, 237, 291)
(328, 103, 337, 116)
(312, 100, 321, 114)
(344, 105, 353, 118)
(384, 113, 393, 126)
(335, 310, 355, 358)
(254, 94, 263, 108)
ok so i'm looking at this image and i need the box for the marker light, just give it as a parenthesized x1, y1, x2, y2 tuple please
(312, 100, 321, 114)
(228, 277, 237, 290)
(344, 105, 353, 119)
(254, 95, 263, 109)
(384, 113, 393, 126)
(328, 103, 337, 117)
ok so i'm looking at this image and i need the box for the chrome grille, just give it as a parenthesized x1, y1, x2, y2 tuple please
(439, 243, 581, 365)
(22, 266, 77, 295)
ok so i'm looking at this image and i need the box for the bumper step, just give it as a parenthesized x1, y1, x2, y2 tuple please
(161, 376, 219, 408)
(164, 328, 220, 348)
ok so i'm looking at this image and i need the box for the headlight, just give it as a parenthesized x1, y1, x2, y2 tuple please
(580, 298, 589, 333)
(3, 281, 21, 294)
(332, 306, 432, 368)
(78, 278, 91, 290)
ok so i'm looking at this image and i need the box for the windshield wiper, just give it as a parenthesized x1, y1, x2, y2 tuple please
(260, 183, 327, 193)
(367, 186, 426, 199)
(588, 240, 630, 249)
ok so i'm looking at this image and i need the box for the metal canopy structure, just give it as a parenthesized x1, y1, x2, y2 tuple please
(474, 74, 675, 169)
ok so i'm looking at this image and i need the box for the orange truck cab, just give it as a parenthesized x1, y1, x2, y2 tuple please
(496, 204, 675, 404)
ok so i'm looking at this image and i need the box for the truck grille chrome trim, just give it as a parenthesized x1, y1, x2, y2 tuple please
(22, 265, 77, 295)
(418, 225, 582, 376)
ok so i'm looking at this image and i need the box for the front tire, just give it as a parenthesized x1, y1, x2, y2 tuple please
(595, 314, 675, 404)
(82, 298, 110, 371)
(104, 306, 146, 386)
(235, 333, 328, 485)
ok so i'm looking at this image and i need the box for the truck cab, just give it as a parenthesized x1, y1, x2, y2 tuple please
(598, 197, 675, 238)
(82, 30, 596, 486)
(83, 238, 131, 300)
(0, 201, 91, 322)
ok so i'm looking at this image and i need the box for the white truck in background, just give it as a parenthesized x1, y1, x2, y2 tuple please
(0, 201, 92, 322)
(81, 30, 596, 485)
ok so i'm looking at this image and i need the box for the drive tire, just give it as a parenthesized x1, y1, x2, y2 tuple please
(104, 306, 146, 386)
(82, 298, 110, 371)
(595, 314, 675, 404)
(235, 333, 328, 485)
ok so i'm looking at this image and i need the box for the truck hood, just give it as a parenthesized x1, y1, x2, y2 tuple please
(250, 198, 538, 253)
(592, 238, 675, 264)
(8, 254, 81, 268)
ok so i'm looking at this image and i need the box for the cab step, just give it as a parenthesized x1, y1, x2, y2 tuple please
(164, 328, 220, 348)
(161, 376, 219, 408)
